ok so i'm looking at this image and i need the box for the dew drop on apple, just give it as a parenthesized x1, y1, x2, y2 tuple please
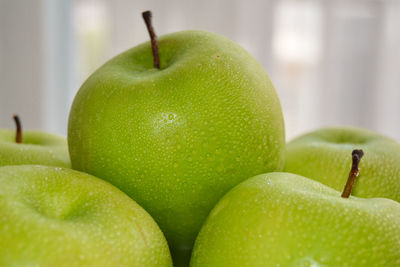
(265, 179, 273, 186)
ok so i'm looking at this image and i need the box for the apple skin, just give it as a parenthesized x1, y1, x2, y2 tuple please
(284, 127, 400, 202)
(68, 30, 285, 261)
(0, 130, 70, 168)
(0, 165, 172, 266)
(190, 172, 400, 266)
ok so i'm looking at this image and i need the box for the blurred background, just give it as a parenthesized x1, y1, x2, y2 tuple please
(1, 0, 399, 141)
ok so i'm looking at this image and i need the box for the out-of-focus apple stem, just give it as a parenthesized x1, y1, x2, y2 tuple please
(142, 10, 160, 69)
(13, 115, 22, 144)
(341, 149, 364, 198)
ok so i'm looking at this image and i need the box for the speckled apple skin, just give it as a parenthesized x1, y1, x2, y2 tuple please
(0, 165, 172, 266)
(68, 30, 285, 261)
(284, 127, 400, 203)
(191, 172, 400, 266)
(0, 130, 70, 168)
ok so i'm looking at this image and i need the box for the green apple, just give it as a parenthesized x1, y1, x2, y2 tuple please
(68, 13, 285, 263)
(284, 126, 400, 202)
(191, 171, 400, 266)
(0, 165, 172, 266)
(0, 115, 70, 168)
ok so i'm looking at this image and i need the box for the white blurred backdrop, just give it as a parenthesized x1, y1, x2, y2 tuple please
(1, 0, 399, 141)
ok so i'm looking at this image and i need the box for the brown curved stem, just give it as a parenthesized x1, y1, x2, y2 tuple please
(341, 149, 364, 198)
(142, 10, 160, 69)
(13, 115, 22, 144)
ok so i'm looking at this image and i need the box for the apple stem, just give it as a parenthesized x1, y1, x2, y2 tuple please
(341, 149, 364, 198)
(13, 115, 22, 144)
(142, 10, 160, 69)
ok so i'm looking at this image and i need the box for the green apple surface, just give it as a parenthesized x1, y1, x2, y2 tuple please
(0, 129, 70, 168)
(68, 30, 285, 262)
(191, 172, 400, 266)
(285, 127, 400, 202)
(0, 165, 172, 266)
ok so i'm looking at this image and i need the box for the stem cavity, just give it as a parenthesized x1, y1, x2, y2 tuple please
(142, 10, 160, 69)
(13, 115, 22, 144)
(341, 149, 364, 198)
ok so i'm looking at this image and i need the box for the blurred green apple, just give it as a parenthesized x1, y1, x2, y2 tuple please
(0, 165, 172, 266)
(68, 14, 285, 263)
(0, 115, 70, 168)
(191, 171, 400, 266)
(285, 127, 400, 202)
